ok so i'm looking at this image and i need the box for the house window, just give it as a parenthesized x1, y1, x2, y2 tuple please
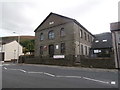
(60, 28, 65, 37)
(94, 50, 101, 54)
(40, 46, 43, 55)
(48, 30, 55, 39)
(95, 40, 99, 43)
(84, 32, 87, 40)
(61, 43, 65, 54)
(49, 21, 54, 25)
(40, 33, 44, 41)
(90, 36, 92, 42)
(80, 29, 83, 38)
(85, 46, 87, 55)
(81, 44, 83, 55)
(102, 40, 107, 42)
(88, 34, 90, 42)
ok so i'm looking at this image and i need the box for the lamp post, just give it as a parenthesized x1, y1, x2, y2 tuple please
(13, 32, 20, 64)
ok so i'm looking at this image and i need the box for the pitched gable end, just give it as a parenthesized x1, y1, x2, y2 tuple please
(34, 12, 73, 32)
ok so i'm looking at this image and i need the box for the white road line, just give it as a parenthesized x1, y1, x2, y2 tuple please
(83, 77, 109, 84)
(19, 69, 27, 73)
(8, 69, 26, 73)
(3, 67, 116, 85)
(28, 72, 43, 74)
(4, 67, 7, 70)
(44, 72, 55, 77)
(56, 75, 81, 78)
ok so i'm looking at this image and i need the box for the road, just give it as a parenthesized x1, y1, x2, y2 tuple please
(1, 63, 119, 88)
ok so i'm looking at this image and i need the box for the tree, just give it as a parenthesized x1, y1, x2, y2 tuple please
(20, 39, 35, 54)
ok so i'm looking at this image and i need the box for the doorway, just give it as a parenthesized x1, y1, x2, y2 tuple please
(49, 44, 54, 57)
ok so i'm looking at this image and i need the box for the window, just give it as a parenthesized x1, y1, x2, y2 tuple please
(90, 36, 92, 42)
(40, 46, 43, 55)
(84, 32, 87, 40)
(102, 40, 107, 42)
(60, 28, 65, 37)
(95, 40, 99, 43)
(48, 30, 55, 39)
(81, 44, 83, 55)
(88, 34, 90, 42)
(49, 21, 54, 25)
(40, 33, 44, 41)
(85, 46, 87, 55)
(80, 29, 83, 38)
(94, 50, 101, 54)
(61, 43, 65, 54)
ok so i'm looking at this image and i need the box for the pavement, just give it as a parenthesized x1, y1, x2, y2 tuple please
(1, 63, 119, 88)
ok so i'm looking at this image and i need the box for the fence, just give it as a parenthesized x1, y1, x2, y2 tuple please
(19, 55, 115, 69)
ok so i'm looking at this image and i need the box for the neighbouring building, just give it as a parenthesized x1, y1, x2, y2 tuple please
(0, 40, 23, 62)
(34, 12, 94, 64)
(110, 22, 120, 69)
(90, 32, 113, 58)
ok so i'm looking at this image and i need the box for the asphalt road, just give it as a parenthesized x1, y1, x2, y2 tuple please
(1, 63, 119, 88)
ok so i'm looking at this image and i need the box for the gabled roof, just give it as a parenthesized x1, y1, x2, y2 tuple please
(1, 40, 18, 45)
(91, 32, 112, 49)
(34, 12, 94, 36)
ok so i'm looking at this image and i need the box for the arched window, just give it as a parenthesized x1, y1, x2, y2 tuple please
(48, 30, 54, 39)
(60, 28, 65, 37)
(40, 33, 44, 41)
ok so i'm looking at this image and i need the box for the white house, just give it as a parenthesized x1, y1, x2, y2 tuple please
(1, 40, 23, 62)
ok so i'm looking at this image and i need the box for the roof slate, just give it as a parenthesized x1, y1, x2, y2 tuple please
(91, 32, 112, 49)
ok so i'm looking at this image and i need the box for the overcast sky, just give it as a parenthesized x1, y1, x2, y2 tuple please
(0, 0, 119, 37)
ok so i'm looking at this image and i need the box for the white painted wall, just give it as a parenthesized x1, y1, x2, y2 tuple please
(2, 40, 23, 61)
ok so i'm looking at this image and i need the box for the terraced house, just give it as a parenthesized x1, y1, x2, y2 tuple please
(34, 13, 94, 64)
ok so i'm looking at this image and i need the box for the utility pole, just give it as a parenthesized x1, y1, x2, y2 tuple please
(13, 32, 20, 64)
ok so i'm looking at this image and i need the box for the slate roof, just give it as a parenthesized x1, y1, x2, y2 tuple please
(91, 32, 112, 49)
(34, 12, 94, 37)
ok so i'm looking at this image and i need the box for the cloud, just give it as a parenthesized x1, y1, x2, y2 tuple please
(0, 0, 119, 37)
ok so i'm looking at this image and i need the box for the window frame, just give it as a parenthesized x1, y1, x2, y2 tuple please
(60, 28, 65, 37)
(48, 30, 55, 39)
(84, 32, 87, 40)
(61, 43, 65, 54)
(40, 46, 43, 55)
(80, 29, 83, 38)
(40, 33, 44, 41)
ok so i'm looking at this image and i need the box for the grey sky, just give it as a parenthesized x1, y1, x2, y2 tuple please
(0, 0, 119, 37)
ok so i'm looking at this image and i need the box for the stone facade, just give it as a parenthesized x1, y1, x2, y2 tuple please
(110, 22, 120, 68)
(34, 13, 94, 63)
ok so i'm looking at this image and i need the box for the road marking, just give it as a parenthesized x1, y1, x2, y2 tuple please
(19, 69, 26, 73)
(83, 77, 109, 84)
(44, 72, 55, 77)
(28, 72, 43, 74)
(56, 75, 81, 78)
(111, 81, 116, 85)
(3, 67, 116, 85)
(7, 68, 27, 73)
(4, 67, 7, 70)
